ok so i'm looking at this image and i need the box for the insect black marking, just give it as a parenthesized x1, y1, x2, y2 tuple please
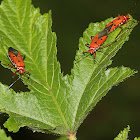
(8, 47, 18, 57)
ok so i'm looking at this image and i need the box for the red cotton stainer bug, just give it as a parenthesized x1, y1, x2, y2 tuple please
(83, 28, 109, 62)
(83, 14, 130, 62)
(7, 47, 30, 78)
(105, 14, 130, 34)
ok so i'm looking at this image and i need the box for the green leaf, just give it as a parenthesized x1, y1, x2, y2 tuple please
(114, 125, 130, 140)
(0, 128, 12, 140)
(71, 15, 138, 131)
(0, 0, 138, 137)
(134, 137, 140, 140)
(0, 0, 63, 133)
(114, 126, 140, 140)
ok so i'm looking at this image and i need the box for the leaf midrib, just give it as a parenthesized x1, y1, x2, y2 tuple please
(27, 11, 69, 130)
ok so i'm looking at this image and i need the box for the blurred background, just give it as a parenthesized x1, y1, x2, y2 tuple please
(0, 0, 140, 139)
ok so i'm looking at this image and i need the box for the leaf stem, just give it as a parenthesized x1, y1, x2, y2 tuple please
(66, 132, 77, 140)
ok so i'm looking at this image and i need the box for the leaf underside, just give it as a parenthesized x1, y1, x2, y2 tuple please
(0, 0, 138, 136)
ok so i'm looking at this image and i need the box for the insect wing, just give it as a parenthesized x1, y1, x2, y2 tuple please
(96, 35, 107, 46)
(105, 15, 130, 33)
(8, 47, 24, 67)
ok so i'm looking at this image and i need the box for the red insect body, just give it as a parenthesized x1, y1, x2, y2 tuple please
(83, 14, 130, 62)
(105, 14, 130, 34)
(83, 29, 108, 61)
(8, 47, 30, 78)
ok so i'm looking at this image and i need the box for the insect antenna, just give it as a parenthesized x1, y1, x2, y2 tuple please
(8, 76, 21, 89)
(75, 53, 91, 64)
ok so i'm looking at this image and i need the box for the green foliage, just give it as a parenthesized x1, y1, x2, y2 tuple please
(0, 0, 138, 137)
(114, 126, 140, 140)
(114, 125, 130, 140)
(134, 137, 140, 140)
(0, 128, 12, 140)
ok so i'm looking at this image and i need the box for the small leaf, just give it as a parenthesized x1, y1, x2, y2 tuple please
(4, 114, 23, 132)
(114, 126, 140, 140)
(0, 0, 138, 137)
(134, 137, 140, 140)
(114, 125, 130, 140)
(0, 128, 12, 140)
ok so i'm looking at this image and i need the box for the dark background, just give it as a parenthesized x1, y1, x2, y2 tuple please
(0, 0, 140, 139)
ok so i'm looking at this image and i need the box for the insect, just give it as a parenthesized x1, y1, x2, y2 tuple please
(7, 47, 30, 78)
(105, 14, 130, 34)
(81, 14, 132, 63)
(83, 28, 109, 61)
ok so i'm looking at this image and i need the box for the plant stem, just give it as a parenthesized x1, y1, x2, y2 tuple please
(67, 132, 77, 140)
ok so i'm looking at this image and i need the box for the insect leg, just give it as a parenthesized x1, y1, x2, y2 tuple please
(23, 55, 25, 60)
(99, 43, 112, 49)
(12, 70, 19, 78)
(94, 51, 96, 62)
(119, 26, 123, 31)
(91, 36, 94, 39)
(8, 64, 16, 68)
(24, 70, 30, 74)
(83, 50, 90, 54)
(85, 44, 90, 48)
